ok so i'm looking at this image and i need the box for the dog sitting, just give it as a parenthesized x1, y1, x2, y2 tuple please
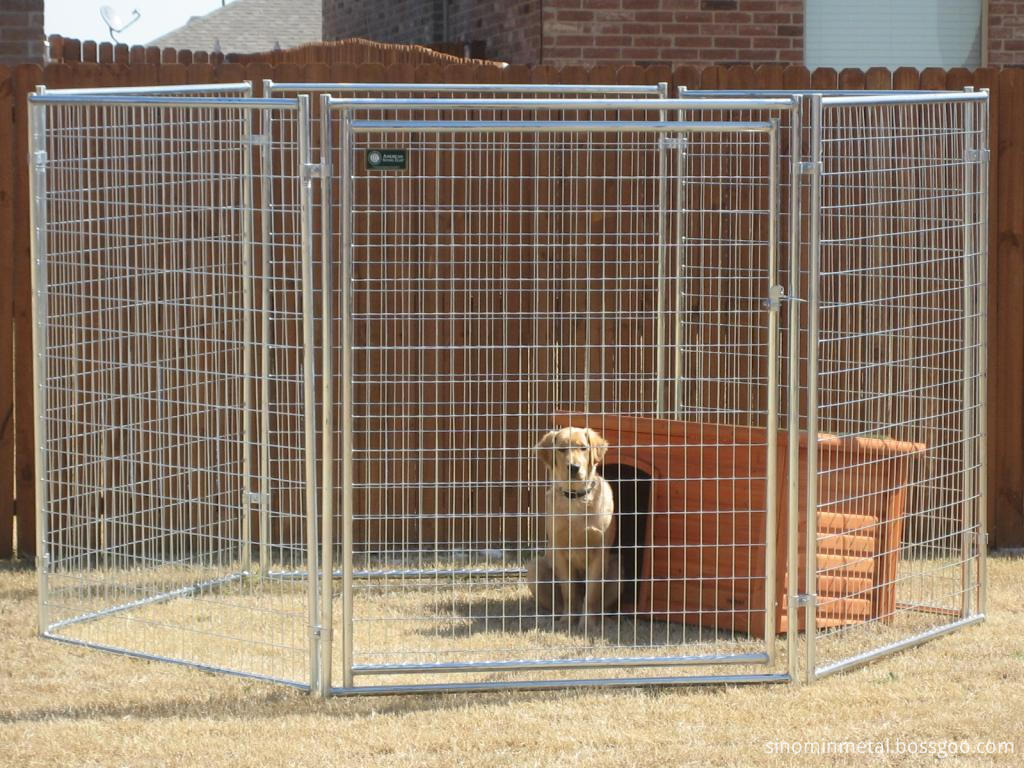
(528, 426, 620, 632)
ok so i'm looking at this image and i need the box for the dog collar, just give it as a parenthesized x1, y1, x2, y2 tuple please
(561, 480, 596, 500)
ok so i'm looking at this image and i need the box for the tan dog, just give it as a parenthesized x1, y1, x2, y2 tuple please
(528, 426, 619, 632)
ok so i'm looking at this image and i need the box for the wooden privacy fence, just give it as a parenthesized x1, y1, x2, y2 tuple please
(1, 57, 1022, 557)
(44, 35, 490, 68)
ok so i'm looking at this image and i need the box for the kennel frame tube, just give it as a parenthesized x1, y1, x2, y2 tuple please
(37, 83, 253, 96)
(257, 105, 274, 574)
(240, 102, 256, 572)
(786, 95, 804, 682)
(763, 118, 781, 654)
(297, 94, 324, 692)
(804, 93, 823, 684)
(29, 89, 50, 634)
(318, 94, 336, 697)
(962, 93, 977, 619)
(331, 672, 791, 697)
(265, 81, 669, 96)
(977, 92, 990, 614)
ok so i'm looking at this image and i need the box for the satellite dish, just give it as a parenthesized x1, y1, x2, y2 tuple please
(100, 5, 141, 42)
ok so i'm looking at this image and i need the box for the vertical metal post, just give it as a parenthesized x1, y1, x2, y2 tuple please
(763, 120, 780, 657)
(977, 93, 990, 615)
(297, 95, 322, 694)
(804, 94, 823, 683)
(318, 94, 335, 696)
(961, 93, 976, 619)
(785, 96, 803, 682)
(257, 108, 273, 574)
(655, 90, 670, 416)
(240, 107, 256, 572)
(673, 90, 687, 417)
(29, 90, 49, 634)
(339, 106, 356, 692)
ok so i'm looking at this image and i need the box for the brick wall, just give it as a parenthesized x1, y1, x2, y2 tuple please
(542, 0, 803, 68)
(446, 0, 542, 66)
(988, 1, 1024, 66)
(0, 0, 45, 66)
(324, 0, 1022, 69)
(323, 0, 443, 46)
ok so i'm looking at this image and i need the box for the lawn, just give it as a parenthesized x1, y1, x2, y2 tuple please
(1, 555, 1022, 767)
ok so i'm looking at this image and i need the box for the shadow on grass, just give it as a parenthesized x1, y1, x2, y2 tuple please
(419, 593, 746, 647)
(0, 664, 627, 724)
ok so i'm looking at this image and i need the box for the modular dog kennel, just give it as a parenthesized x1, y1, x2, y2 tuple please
(30, 82, 988, 695)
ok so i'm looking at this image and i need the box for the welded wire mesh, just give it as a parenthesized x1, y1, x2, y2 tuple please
(323, 99, 789, 690)
(33, 93, 315, 687)
(809, 94, 987, 677)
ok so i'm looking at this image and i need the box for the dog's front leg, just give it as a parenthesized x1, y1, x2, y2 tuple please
(551, 555, 574, 626)
(579, 552, 608, 635)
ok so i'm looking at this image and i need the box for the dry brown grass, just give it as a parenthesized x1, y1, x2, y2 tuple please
(2, 555, 1023, 767)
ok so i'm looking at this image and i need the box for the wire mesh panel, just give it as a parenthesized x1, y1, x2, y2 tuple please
(31, 91, 317, 688)
(323, 99, 790, 693)
(806, 93, 988, 678)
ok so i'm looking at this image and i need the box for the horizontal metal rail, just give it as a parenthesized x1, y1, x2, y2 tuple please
(45, 572, 245, 633)
(328, 96, 798, 110)
(267, 81, 666, 95)
(353, 652, 772, 675)
(680, 88, 982, 98)
(349, 119, 776, 134)
(44, 634, 311, 691)
(822, 91, 989, 106)
(332, 673, 792, 697)
(813, 615, 985, 680)
(28, 93, 297, 108)
(36, 82, 253, 96)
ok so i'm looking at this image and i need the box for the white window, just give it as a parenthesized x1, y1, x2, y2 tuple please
(805, 0, 983, 70)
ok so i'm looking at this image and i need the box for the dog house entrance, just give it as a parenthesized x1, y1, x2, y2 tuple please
(321, 99, 786, 692)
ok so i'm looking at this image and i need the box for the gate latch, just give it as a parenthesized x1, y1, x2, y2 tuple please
(763, 284, 785, 311)
(660, 136, 688, 151)
(794, 593, 817, 607)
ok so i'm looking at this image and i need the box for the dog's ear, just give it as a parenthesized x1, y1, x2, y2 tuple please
(586, 429, 609, 466)
(535, 429, 559, 469)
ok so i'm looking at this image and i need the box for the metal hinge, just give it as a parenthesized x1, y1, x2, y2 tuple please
(33, 150, 47, 167)
(247, 491, 267, 505)
(966, 148, 990, 164)
(763, 284, 786, 311)
(794, 593, 817, 607)
(660, 136, 688, 151)
(799, 161, 821, 175)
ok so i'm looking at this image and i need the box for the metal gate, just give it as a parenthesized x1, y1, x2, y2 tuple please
(317, 97, 792, 694)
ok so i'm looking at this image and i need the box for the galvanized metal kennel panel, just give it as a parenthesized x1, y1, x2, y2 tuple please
(319, 97, 793, 693)
(805, 92, 989, 679)
(30, 87, 319, 688)
(31, 84, 988, 696)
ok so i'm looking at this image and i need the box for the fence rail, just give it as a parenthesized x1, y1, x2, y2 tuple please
(2, 56, 1021, 558)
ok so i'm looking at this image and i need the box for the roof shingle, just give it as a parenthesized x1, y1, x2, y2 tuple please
(149, 0, 322, 54)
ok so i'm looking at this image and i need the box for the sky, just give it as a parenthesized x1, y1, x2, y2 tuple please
(45, 0, 236, 47)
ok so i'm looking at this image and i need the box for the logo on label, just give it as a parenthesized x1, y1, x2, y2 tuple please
(366, 149, 408, 170)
